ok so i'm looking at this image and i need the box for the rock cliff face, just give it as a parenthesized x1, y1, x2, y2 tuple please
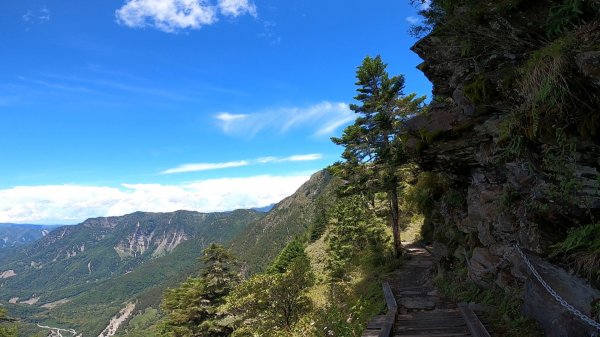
(407, 0, 600, 335)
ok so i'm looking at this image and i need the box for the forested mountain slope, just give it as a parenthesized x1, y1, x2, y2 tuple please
(230, 170, 338, 272)
(0, 209, 264, 336)
(115, 170, 339, 337)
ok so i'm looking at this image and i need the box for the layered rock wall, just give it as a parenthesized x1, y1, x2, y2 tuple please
(406, 1, 600, 335)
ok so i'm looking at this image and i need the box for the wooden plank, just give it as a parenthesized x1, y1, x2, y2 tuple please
(379, 312, 395, 337)
(383, 282, 398, 310)
(394, 332, 471, 337)
(362, 330, 381, 337)
(396, 327, 468, 333)
(398, 320, 467, 329)
(396, 313, 463, 319)
(366, 315, 388, 329)
(362, 284, 397, 337)
(397, 317, 464, 323)
(458, 303, 491, 337)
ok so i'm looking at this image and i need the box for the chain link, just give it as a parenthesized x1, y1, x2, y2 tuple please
(514, 245, 600, 331)
(463, 244, 600, 331)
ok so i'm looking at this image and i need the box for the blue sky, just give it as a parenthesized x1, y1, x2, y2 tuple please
(0, 0, 432, 224)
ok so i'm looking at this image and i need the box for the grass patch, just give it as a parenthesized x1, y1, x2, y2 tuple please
(551, 222, 600, 286)
(435, 263, 541, 337)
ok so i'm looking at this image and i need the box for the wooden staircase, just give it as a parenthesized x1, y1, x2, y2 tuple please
(362, 245, 491, 337)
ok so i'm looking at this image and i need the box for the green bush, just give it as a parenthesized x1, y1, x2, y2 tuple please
(435, 262, 541, 337)
(551, 222, 600, 285)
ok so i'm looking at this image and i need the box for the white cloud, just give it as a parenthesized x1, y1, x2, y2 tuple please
(406, 16, 420, 25)
(215, 113, 248, 134)
(160, 160, 249, 174)
(116, 0, 218, 32)
(419, 0, 431, 10)
(218, 0, 256, 17)
(0, 174, 312, 224)
(161, 153, 323, 174)
(214, 101, 355, 138)
(286, 154, 322, 161)
(252, 154, 323, 163)
(216, 112, 247, 121)
(255, 156, 278, 163)
(115, 0, 257, 33)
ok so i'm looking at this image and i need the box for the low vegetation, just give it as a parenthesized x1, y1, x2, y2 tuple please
(551, 222, 600, 286)
(435, 263, 540, 337)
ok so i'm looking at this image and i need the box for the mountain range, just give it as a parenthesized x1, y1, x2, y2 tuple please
(0, 224, 60, 249)
(0, 170, 336, 337)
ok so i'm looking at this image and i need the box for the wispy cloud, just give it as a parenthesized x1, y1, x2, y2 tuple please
(115, 0, 257, 33)
(17, 73, 190, 101)
(0, 174, 313, 224)
(215, 113, 248, 133)
(258, 20, 281, 45)
(216, 112, 247, 121)
(254, 154, 323, 164)
(18, 76, 99, 95)
(160, 160, 249, 174)
(23, 7, 50, 24)
(215, 101, 355, 138)
(161, 153, 324, 175)
(286, 154, 323, 161)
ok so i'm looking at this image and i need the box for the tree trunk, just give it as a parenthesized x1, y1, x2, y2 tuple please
(388, 184, 402, 257)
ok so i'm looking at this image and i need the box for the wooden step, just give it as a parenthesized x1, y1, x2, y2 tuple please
(366, 315, 388, 329)
(362, 330, 381, 337)
(396, 321, 467, 329)
(394, 333, 471, 337)
(393, 333, 472, 337)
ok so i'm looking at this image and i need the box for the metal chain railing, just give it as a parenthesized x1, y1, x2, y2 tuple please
(514, 245, 600, 331)
(463, 244, 600, 331)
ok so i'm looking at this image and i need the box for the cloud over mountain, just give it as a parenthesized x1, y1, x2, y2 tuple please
(0, 174, 312, 224)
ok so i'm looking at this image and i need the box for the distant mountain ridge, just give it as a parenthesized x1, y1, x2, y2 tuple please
(0, 209, 264, 336)
(252, 203, 276, 212)
(0, 223, 60, 249)
(0, 170, 337, 337)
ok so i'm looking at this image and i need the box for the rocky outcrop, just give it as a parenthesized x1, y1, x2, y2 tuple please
(41, 298, 70, 310)
(113, 223, 189, 259)
(408, 0, 600, 334)
(97, 302, 135, 337)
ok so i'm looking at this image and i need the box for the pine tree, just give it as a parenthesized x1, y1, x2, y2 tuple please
(158, 244, 239, 337)
(267, 237, 307, 274)
(309, 196, 330, 242)
(332, 55, 425, 257)
(326, 195, 386, 280)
